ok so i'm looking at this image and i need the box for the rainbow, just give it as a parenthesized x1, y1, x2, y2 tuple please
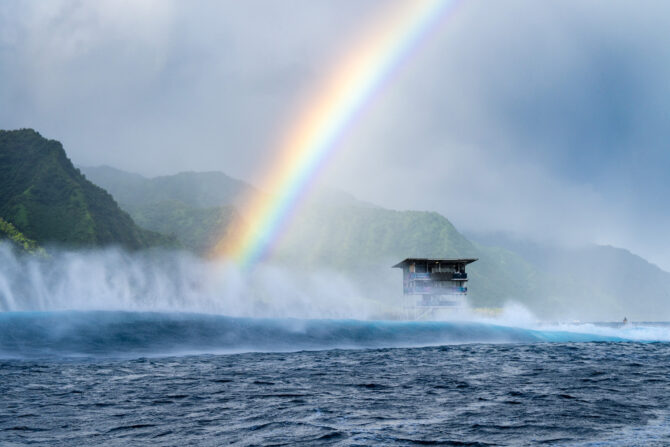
(217, 0, 461, 268)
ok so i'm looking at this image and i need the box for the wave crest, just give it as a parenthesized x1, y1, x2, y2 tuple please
(3, 311, 663, 359)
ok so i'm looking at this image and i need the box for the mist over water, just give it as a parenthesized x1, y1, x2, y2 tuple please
(0, 245, 377, 319)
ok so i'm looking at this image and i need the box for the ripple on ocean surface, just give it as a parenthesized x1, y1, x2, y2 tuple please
(2, 343, 670, 446)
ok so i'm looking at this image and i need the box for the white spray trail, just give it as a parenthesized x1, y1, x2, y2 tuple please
(0, 245, 379, 319)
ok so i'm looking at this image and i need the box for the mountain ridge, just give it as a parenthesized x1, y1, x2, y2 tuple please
(0, 129, 174, 249)
(81, 165, 259, 211)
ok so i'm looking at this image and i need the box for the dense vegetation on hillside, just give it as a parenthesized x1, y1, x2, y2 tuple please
(0, 129, 174, 249)
(0, 217, 44, 254)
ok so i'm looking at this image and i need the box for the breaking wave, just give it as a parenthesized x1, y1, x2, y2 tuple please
(2, 311, 669, 359)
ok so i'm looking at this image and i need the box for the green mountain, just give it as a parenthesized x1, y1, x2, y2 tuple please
(0, 129, 173, 249)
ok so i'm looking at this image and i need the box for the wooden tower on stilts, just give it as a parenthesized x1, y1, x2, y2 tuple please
(393, 258, 477, 319)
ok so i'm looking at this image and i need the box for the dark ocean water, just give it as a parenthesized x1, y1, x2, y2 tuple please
(2, 312, 670, 446)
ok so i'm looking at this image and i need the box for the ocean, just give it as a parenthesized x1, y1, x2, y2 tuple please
(1, 311, 670, 446)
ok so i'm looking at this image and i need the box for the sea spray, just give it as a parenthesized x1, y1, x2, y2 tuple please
(0, 245, 381, 318)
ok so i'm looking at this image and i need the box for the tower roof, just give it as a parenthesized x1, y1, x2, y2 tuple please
(392, 258, 478, 269)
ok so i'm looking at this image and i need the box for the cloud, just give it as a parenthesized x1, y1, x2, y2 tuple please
(2, 0, 670, 268)
(321, 0, 670, 267)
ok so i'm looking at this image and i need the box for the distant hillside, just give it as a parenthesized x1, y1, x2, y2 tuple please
(468, 233, 670, 320)
(81, 166, 374, 254)
(82, 165, 376, 211)
(130, 200, 239, 254)
(0, 129, 173, 249)
(81, 166, 259, 211)
(81, 164, 670, 319)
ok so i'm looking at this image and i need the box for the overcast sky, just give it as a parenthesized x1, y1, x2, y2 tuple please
(2, 1, 670, 269)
